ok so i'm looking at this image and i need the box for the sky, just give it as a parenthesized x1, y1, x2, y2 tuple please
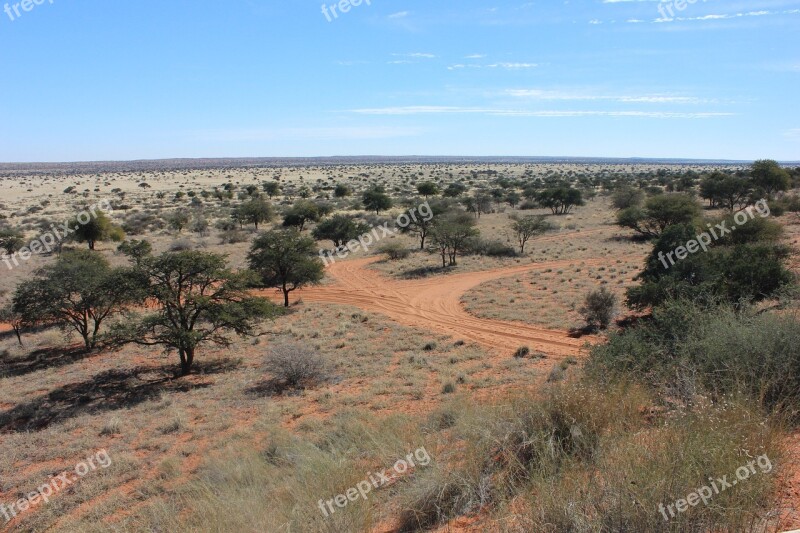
(0, 0, 799, 162)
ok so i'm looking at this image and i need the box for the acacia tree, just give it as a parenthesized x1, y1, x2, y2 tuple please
(72, 211, 123, 250)
(263, 181, 281, 198)
(363, 187, 393, 215)
(117, 239, 153, 267)
(0, 228, 25, 255)
(235, 198, 274, 229)
(111, 251, 278, 375)
(617, 194, 701, 239)
(400, 201, 446, 250)
(282, 200, 322, 231)
(0, 305, 24, 346)
(312, 214, 370, 247)
(430, 213, 479, 267)
(751, 159, 791, 198)
(699, 172, 752, 211)
(536, 187, 584, 215)
(417, 182, 440, 198)
(510, 215, 553, 254)
(12, 250, 141, 350)
(463, 193, 493, 218)
(248, 230, 325, 307)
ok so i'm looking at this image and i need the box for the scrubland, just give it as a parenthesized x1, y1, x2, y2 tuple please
(0, 160, 799, 532)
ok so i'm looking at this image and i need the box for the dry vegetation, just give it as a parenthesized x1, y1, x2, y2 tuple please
(0, 160, 799, 532)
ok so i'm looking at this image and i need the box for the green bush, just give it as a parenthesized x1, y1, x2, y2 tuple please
(588, 300, 800, 415)
(378, 241, 411, 260)
(579, 287, 618, 330)
(465, 238, 517, 257)
(398, 381, 780, 532)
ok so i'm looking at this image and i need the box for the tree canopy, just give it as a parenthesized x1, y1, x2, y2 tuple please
(617, 194, 701, 239)
(111, 251, 279, 375)
(13, 250, 143, 349)
(362, 187, 393, 215)
(535, 187, 585, 215)
(248, 230, 325, 307)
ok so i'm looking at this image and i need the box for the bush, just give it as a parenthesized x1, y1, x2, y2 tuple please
(219, 230, 249, 244)
(513, 346, 530, 358)
(379, 242, 411, 260)
(466, 238, 517, 257)
(169, 239, 193, 252)
(579, 287, 618, 330)
(780, 194, 800, 212)
(588, 299, 800, 415)
(612, 186, 646, 210)
(263, 342, 328, 391)
(397, 381, 779, 533)
(122, 212, 165, 235)
(767, 201, 786, 217)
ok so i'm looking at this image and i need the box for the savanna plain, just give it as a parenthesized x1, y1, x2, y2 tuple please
(1, 160, 799, 532)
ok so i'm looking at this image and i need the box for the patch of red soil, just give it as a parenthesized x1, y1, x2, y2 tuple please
(777, 432, 800, 531)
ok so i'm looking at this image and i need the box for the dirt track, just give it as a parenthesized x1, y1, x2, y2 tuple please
(260, 255, 641, 357)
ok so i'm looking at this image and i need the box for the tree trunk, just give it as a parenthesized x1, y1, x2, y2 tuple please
(179, 348, 194, 376)
(81, 332, 92, 350)
(90, 320, 102, 349)
(12, 324, 22, 347)
(283, 288, 290, 307)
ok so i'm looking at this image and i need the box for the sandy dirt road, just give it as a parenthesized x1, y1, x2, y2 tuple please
(259, 254, 643, 357)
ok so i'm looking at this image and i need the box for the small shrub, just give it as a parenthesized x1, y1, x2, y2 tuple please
(169, 239, 193, 252)
(219, 230, 248, 244)
(513, 346, 530, 359)
(379, 241, 411, 260)
(263, 342, 328, 391)
(547, 365, 566, 383)
(466, 238, 517, 257)
(99, 417, 122, 436)
(579, 287, 617, 330)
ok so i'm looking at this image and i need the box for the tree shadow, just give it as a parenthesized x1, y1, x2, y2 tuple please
(245, 373, 338, 398)
(399, 265, 456, 280)
(0, 358, 240, 433)
(568, 325, 598, 338)
(0, 323, 54, 345)
(607, 234, 652, 244)
(0, 345, 94, 378)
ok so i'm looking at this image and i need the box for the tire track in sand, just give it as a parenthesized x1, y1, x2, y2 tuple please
(260, 253, 645, 357)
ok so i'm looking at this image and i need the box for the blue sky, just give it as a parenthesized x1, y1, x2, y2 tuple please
(0, 0, 798, 162)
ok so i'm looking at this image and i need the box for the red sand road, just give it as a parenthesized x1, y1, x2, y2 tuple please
(257, 255, 643, 356)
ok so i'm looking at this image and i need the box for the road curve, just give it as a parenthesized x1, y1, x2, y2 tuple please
(258, 254, 640, 357)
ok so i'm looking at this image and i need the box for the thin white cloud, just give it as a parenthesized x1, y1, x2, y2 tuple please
(392, 52, 436, 59)
(653, 8, 800, 24)
(785, 129, 800, 140)
(448, 62, 538, 70)
(348, 106, 733, 119)
(506, 89, 710, 104)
